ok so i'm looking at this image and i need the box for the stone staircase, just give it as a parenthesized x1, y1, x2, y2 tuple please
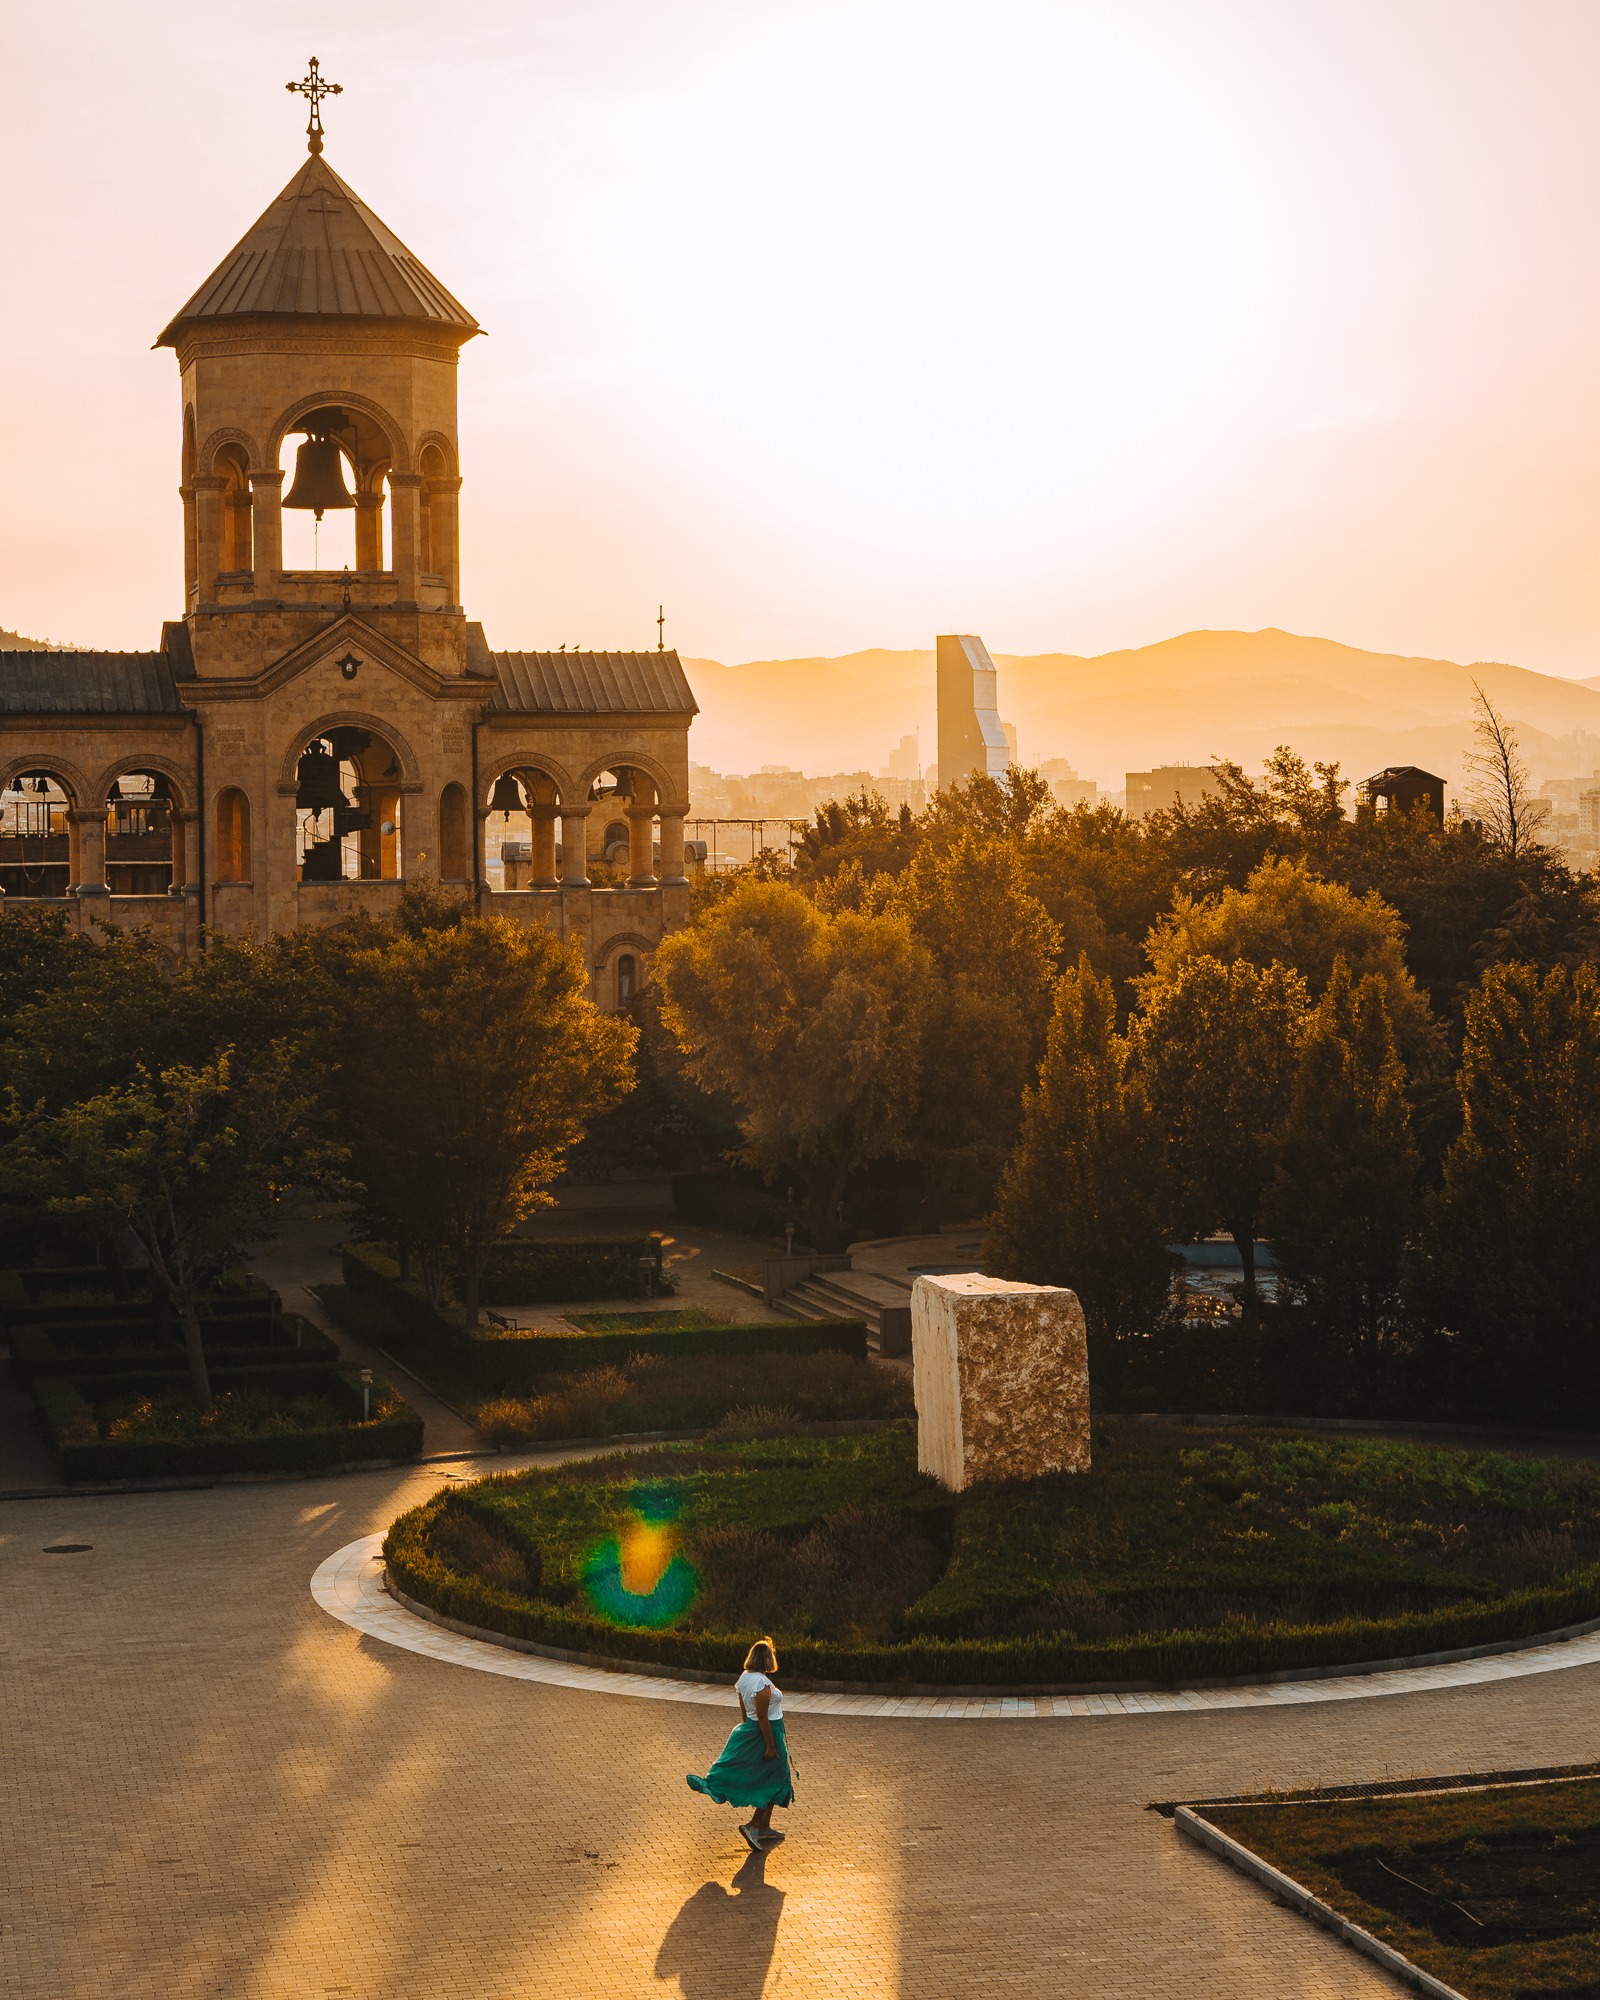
(779, 1264, 914, 1355)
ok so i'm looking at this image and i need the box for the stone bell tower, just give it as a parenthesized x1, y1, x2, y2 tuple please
(155, 62, 481, 680)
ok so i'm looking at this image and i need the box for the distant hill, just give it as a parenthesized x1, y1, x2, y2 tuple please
(0, 628, 58, 651)
(684, 630, 1600, 793)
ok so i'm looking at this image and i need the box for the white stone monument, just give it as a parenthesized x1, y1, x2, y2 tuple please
(911, 1272, 1090, 1492)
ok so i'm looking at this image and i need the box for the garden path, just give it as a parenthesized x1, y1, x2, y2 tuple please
(9, 1456, 1600, 1998)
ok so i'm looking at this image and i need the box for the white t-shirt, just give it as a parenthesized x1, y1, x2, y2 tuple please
(736, 1669, 782, 1719)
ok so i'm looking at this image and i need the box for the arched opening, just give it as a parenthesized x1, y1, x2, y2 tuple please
(215, 443, 253, 574)
(105, 770, 178, 896)
(482, 768, 564, 891)
(0, 771, 73, 898)
(588, 766, 659, 884)
(293, 727, 403, 883)
(215, 788, 252, 884)
(615, 953, 637, 1008)
(278, 405, 394, 573)
(419, 443, 446, 577)
(439, 782, 469, 882)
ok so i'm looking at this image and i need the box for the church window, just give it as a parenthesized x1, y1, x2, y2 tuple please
(616, 954, 637, 1007)
(439, 782, 469, 881)
(216, 444, 253, 573)
(215, 788, 252, 884)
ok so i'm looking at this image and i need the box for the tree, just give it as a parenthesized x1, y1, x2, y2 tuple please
(1424, 961, 1600, 1414)
(7, 1047, 325, 1410)
(1467, 681, 1547, 859)
(987, 958, 1170, 1368)
(333, 914, 636, 1328)
(1131, 954, 1308, 1294)
(884, 830, 1062, 1215)
(1262, 958, 1417, 1349)
(653, 878, 927, 1246)
(1144, 856, 1442, 1076)
(794, 790, 918, 885)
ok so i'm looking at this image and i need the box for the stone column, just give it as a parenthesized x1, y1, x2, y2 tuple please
(529, 803, 560, 888)
(560, 807, 591, 887)
(431, 476, 463, 601)
(250, 469, 283, 589)
(169, 811, 200, 895)
(192, 473, 229, 602)
(68, 808, 108, 897)
(626, 806, 658, 888)
(657, 812, 688, 886)
(354, 490, 385, 572)
(388, 471, 423, 597)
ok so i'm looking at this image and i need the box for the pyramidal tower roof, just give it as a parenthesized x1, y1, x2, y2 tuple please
(156, 154, 480, 346)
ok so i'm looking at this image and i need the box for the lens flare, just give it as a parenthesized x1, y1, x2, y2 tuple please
(581, 1481, 698, 1629)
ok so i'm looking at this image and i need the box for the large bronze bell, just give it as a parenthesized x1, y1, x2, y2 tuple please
(488, 773, 525, 817)
(283, 434, 356, 519)
(295, 746, 346, 812)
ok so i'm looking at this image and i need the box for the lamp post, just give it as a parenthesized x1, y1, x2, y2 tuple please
(359, 1367, 373, 1422)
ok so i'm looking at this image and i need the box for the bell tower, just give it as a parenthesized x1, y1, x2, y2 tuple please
(155, 61, 481, 679)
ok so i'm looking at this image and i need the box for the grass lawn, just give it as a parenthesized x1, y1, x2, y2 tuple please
(1202, 1777, 1600, 1999)
(385, 1425, 1600, 1687)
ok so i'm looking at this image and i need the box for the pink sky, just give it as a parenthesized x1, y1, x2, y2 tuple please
(4, 1, 1600, 677)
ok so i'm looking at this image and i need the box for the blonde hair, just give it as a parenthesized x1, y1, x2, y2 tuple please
(743, 1636, 778, 1674)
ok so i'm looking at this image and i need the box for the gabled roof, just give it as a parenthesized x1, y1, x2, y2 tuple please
(1366, 766, 1445, 788)
(0, 650, 184, 716)
(157, 155, 479, 346)
(489, 651, 699, 717)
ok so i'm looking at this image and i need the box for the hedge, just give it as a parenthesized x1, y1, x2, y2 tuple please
(342, 1242, 866, 1384)
(1, 1292, 277, 1337)
(36, 1367, 423, 1482)
(480, 1238, 663, 1306)
(386, 1484, 1600, 1690)
(9, 1315, 338, 1386)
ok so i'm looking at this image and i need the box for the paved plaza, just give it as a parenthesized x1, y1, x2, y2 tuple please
(6, 1460, 1600, 1998)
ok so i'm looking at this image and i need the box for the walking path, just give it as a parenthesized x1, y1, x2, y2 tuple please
(10, 1456, 1600, 1998)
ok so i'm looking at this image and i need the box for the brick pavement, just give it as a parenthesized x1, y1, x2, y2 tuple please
(8, 1464, 1600, 1998)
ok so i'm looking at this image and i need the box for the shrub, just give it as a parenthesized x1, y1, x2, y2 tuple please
(479, 1238, 664, 1306)
(469, 1347, 910, 1443)
(37, 1367, 423, 1481)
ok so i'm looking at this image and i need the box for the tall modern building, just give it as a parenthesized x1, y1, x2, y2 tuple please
(936, 634, 1013, 788)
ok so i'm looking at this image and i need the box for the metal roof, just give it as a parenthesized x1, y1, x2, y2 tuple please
(157, 155, 479, 345)
(490, 651, 698, 717)
(0, 652, 184, 716)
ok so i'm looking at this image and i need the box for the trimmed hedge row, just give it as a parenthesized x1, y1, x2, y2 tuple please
(480, 1237, 663, 1306)
(386, 1483, 1600, 1689)
(342, 1243, 867, 1384)
(9, 1315, 338, 1386)
(37, 1366, 423, 1482)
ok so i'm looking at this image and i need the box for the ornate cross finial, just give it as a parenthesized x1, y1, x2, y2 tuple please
(657, 604, 666, 652)
(286, 58, 342, 156)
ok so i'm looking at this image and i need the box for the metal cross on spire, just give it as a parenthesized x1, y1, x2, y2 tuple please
(286, 57, 343, 156)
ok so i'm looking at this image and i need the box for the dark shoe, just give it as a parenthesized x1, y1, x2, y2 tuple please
(739, 1824, 763, 1852)
(758, 1828, 784, 1846)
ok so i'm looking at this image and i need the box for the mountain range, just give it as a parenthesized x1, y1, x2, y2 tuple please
(683, 630, 1600, 794)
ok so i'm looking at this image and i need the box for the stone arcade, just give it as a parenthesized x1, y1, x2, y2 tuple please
(0, 91, 694, 1007)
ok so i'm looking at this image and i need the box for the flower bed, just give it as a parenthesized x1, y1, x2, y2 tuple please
(1200, 1775, 1600, 1999)
(385, 1427, 1600, 1688)
(36, 1365, 422, 1481)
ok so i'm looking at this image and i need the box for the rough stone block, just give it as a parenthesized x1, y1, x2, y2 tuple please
(911, 1272, 1090, 1491)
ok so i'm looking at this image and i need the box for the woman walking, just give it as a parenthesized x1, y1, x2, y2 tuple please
(687, 1638, 794, 1850)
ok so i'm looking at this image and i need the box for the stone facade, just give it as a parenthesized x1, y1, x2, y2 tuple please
(0, 149, 695, 1006)
(911, 1272, 1091, 1491)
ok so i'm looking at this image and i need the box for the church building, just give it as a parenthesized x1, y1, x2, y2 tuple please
(0, 75, 694, 1009)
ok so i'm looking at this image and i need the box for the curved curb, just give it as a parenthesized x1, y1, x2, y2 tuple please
(312, 1535, 1600, 1719)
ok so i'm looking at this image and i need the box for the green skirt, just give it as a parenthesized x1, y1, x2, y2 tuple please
(687, 1718, 794, 1810)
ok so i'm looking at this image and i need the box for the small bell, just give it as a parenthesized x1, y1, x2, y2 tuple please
(283, 434, 356, 519)
(488, 773, 525, 818)
(148, 774, 172, 805)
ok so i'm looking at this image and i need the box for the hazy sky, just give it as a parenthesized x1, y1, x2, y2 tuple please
(5, 1, 1600, 674)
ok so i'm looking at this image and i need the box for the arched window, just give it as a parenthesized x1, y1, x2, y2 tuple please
(616, 954, 637, 1007)
(294, 727, 403, 883)
(215, 788, 252, 884)
(0, 771, 73, 899)
(418, 442, 452, 581)
(216, 445, 252, 573)
(105, 770, 177, 896)
(439, 782, 469, 881)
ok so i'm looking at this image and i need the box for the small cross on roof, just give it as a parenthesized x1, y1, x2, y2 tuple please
(287, 57, 342, 156)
